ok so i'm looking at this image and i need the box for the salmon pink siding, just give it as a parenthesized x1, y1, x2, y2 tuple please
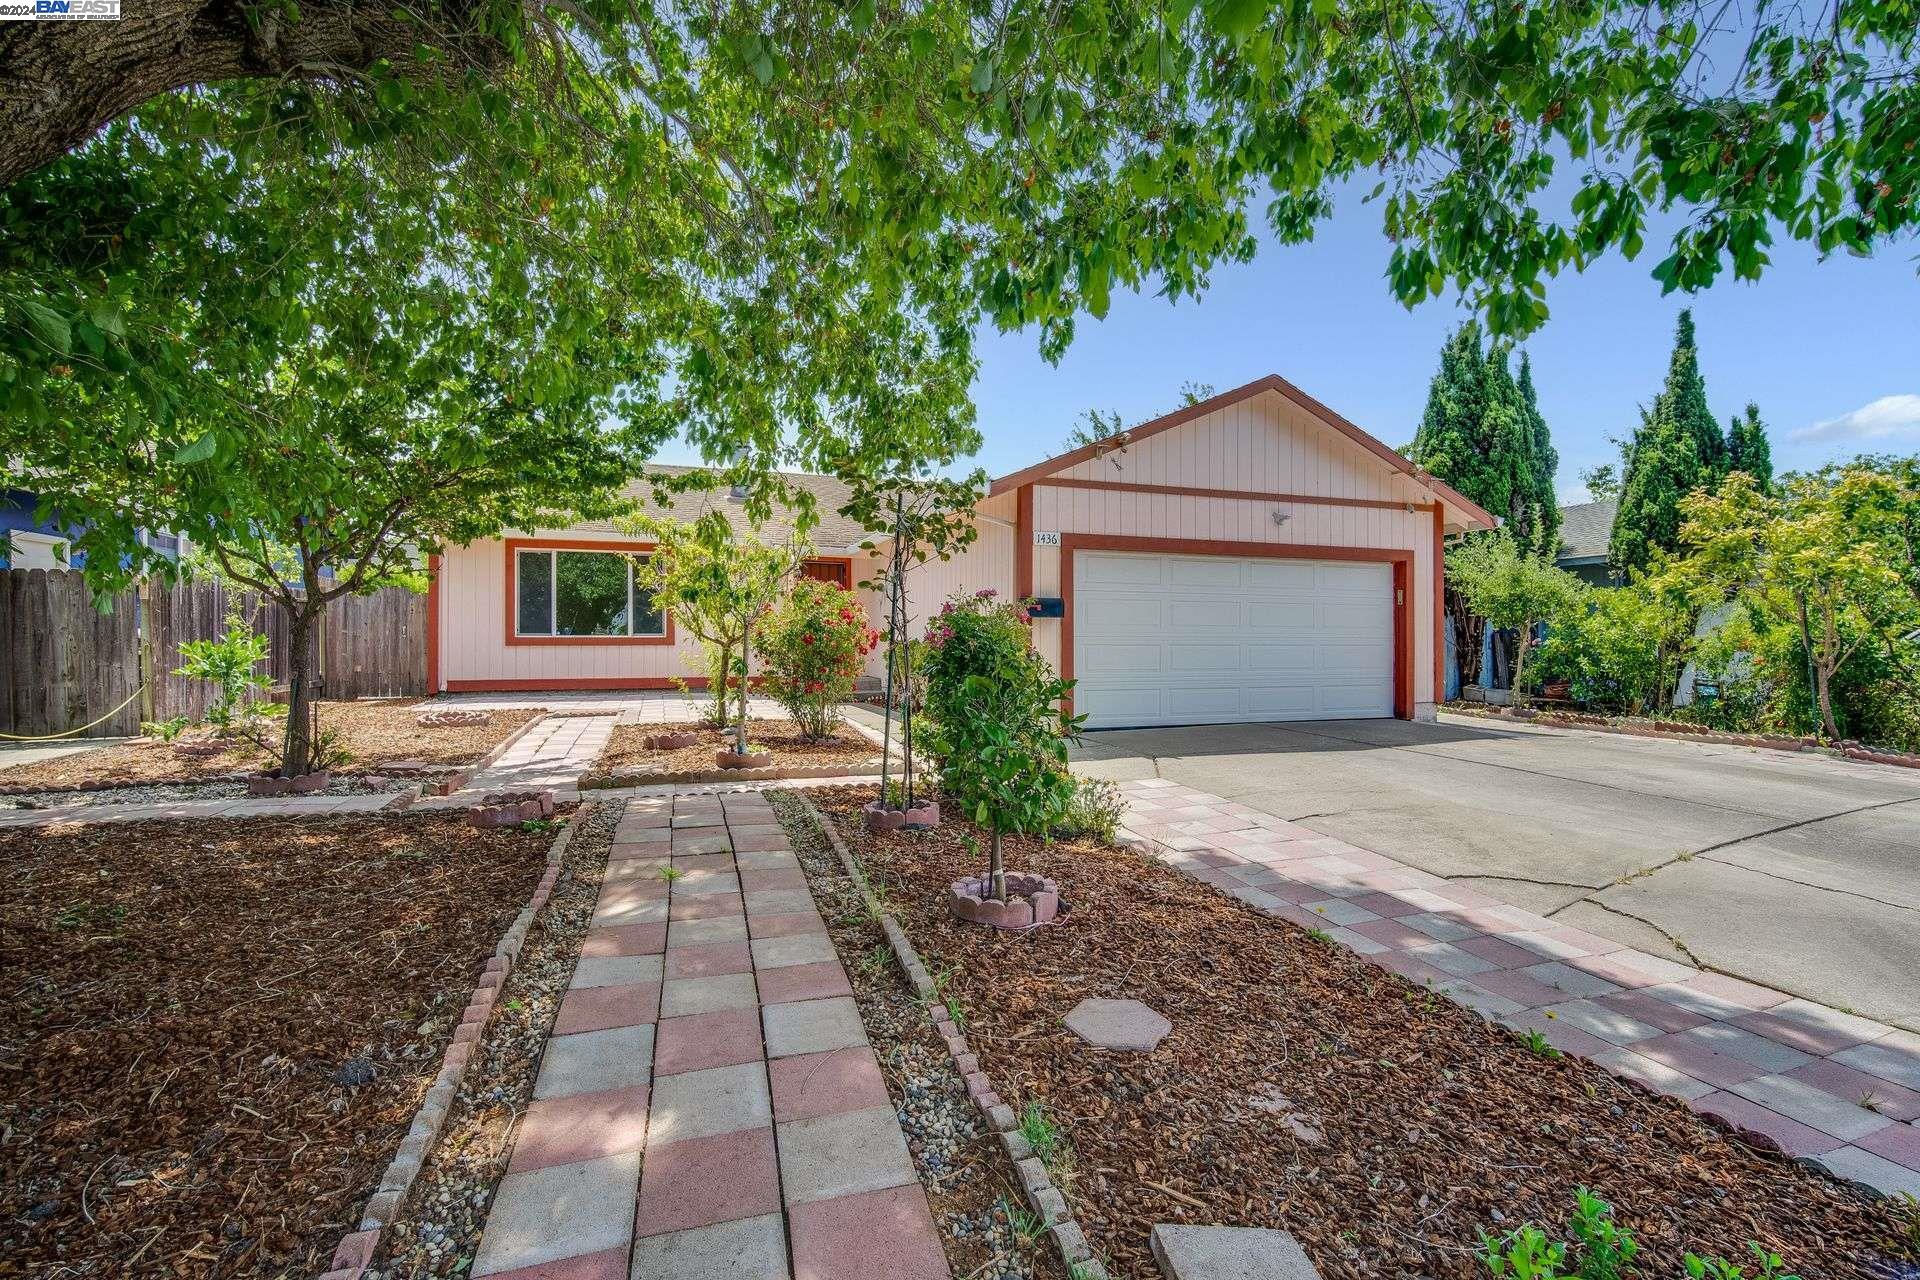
(429, 380, 1482, 711)
(1019, 388, 1445, 709)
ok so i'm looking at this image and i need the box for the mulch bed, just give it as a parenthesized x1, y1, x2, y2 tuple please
(584, 719, 882, 784)
(366, 800, 618, 1279)
(770, 791, 1068, 1280)
(810, 788, 1910, 1280)
(0, 702, 540, 792)
(0, 811, 560, 1278)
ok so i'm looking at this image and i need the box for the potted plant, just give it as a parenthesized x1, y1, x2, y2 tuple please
(921, 590, 1082, 929)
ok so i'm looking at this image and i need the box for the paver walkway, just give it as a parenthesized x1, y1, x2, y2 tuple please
(428, 714, 618, 805)
(470, 786, 949, 1280)
(1115, 778, 1920, 1198)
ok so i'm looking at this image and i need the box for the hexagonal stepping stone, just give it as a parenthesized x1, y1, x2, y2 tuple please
(1064, 998, 1171, 1052)
(1150, 1224, 1322, 1279)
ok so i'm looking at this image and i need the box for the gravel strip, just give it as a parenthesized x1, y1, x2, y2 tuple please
(771, 790, 1067, 1280)
(363, 798, 621, 1279)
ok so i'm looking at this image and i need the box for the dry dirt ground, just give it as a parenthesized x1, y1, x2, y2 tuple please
(812, 787, 1911, 1280)
(0, 811, 557, 1278)
(0, 702, 541, 790)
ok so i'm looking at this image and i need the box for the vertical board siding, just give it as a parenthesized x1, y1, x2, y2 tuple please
(1026, 389, 1440, 705)
(0, 569, 426, 738)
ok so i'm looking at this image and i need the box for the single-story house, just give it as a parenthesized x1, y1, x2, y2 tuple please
(1555, 497, 1619, 587)
(0, 487, 189, 571)
(426, 376, 1497, 728)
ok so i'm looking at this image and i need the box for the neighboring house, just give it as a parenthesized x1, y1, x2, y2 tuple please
(427, 376, 1498, 728)
(1555, 497, 1619, 587)
(0, 487, 189, 570)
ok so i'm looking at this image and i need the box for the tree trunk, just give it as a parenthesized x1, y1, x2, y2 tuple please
(734, 625, 751, 753)
(989, 828, 1006, 903)
(1510, 627, 1534, 707)
(281, 603, 318, 778)
(0, 0, 511, 187)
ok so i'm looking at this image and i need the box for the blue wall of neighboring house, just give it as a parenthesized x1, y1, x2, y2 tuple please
(0, 488, 87, 568)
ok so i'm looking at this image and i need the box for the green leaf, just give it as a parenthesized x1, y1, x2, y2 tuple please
(173, 432, 219, 465)
(19, 299, 71, 355)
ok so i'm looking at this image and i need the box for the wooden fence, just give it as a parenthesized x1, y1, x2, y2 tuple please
(0, 569, 428, 739)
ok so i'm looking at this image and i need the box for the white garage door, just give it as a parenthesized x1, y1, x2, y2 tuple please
(1072, 551, 1394, 729)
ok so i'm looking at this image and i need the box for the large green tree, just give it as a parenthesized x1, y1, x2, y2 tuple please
(1727, 403, 1776, 492)
(1611, 310, 1726, 576)
(4, 0, 1915, 360)
(1411, 323, 1561, 686)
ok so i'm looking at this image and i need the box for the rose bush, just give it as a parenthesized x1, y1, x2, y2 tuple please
(756, 579, 880, 740)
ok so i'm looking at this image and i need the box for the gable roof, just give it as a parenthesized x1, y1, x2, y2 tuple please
(987, 374, 1499, 530)
(1557, 497, 1618, 563)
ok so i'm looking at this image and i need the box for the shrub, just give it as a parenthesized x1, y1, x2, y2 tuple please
(1448, 532, 1588, 705)
(921, 590, 1080, 899)
(1055, 777, 1125, 844)
(174, 606, 272, 733)
(1481, 1189, 1800, 1280)
(756, 579, 879, 739)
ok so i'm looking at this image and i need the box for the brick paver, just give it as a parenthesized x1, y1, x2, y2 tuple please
(1117, 777, 1920, 1198)
(471, 786, 948, 1279)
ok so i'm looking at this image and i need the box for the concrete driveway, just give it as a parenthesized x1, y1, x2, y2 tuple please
(1071, 715, 1920, 1032)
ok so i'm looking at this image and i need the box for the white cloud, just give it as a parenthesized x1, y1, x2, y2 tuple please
(1792, 394, 1920, 443)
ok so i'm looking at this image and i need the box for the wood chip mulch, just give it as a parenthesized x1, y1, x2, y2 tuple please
(0, 811, 560, 1278)
(811, 788, 1907, 1280)
(0, 702, 541, 791)
(584, 719, 882, 782)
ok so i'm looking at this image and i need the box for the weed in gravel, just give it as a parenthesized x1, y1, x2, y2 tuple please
(1003, 1197, 1044, 1247)
(859, 942, 893, 978)
(1517, 1028, 1563, 1059)
(519, 818, 560, 833)
(921, 962, 966, 1030)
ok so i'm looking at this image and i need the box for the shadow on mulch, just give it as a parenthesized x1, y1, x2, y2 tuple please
(0, 811, 558, 1277)
(810, 788, 1909, 1280)
(0, 701, 541, 790)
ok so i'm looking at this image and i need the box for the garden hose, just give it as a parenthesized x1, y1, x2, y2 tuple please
(0, 682, 147, 741)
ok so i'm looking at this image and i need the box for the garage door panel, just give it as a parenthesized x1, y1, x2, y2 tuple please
(1078, 594, 1166, 632)
(1171, 557, 1248, 589)
(1167, 643, 1247, 672)
(1246, 561, 1318, 591)
(1166, 598, 1244, 630)
(1074, 550, 1395, 729)
(1245, 643, 1318, 676)
(1245, 684, 1321, 716)
(1083, 553, 1165, 588)
(1080, 641, 1165, 673)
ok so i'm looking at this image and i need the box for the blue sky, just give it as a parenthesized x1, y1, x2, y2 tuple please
(662, 181, 1919, 502)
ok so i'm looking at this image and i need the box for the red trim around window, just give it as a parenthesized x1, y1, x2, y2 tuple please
(1057, 534, 1415, 722)
(503, 537, 676, 647)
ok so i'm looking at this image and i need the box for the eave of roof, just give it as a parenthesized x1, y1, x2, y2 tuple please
(986, 374, 1498, 530)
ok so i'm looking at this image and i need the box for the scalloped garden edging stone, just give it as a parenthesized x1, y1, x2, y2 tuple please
(948, 870, 1061, 930)
(415, 708, 493, 728)
(318, 805, 583, 1280)
(797, 795, 1111, 1280)
(466, 789, 556, 828)
(863, 797, 940, 832)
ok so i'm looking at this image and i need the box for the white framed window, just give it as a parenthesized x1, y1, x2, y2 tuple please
(513, 548, 664, 638)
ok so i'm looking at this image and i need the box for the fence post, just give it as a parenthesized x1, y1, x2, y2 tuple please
(137, 577, 156, 728)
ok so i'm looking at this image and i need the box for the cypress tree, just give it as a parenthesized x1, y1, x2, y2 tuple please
(1610, 310, 1726, 577)
(1726, 403, 1774, 492)
(1413, 324, 1563, 687)
(1517, 351, 1562, 557)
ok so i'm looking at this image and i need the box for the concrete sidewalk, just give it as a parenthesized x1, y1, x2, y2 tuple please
(469, 788, 949, 1280)
(1117, 777, 1920, 1199)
